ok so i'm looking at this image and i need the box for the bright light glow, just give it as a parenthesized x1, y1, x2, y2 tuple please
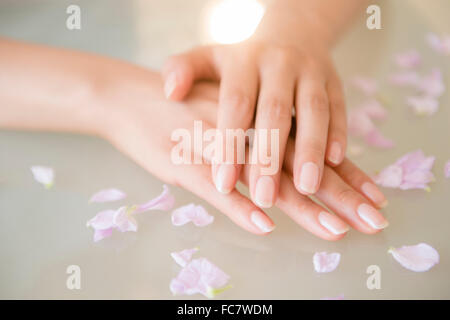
(207, 0, 265, 44)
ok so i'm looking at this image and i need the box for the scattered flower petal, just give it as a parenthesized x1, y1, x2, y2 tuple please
(171, 248, 199, 267)
(389, 71, 421, 87)
(348, 102, 393, 149)
(388, 243, 439, 272)
(426, 32, 450, 55)
(313, 252, 341, 273)
(93, 228, 113, 242)
(86, 209, 116, 230)
(170, 257, 231, 298)
(87, 207, 137, 242)
(360, 99, 387, 121)
(418, 68, 445, 98)
(351, 76, 378, 96)
(89, 188, 127, 203)
(394, 50, 421, 68)
(406, 96, 439, 116)
(31, 166, 54, 189)
(113, 206, 138, 232)
(374, 150, 435, 190)
(172, 204, 214, 227)
(445, 160, 450, 178)
(365, 129, 395, 149)
(135, 185, 175, 213)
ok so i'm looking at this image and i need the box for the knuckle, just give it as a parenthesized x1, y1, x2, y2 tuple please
(264, 97, 292, 120)
(223, 93, 253, 114)
(307, 94, 329, 112)
(336, 188, 355, 204)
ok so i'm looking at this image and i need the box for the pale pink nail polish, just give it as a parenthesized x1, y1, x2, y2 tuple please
(318, 211, 349, 235)
(328, 142, 342, 165)
(357, 203, 389, 229)
(361, 182, 388, 207)
(164, 73, 177, 98)
(251, 211, 275, 233)
(254, 175, 275, 208)
(299, 162, 319, 194)
(215, 164, 236, 194)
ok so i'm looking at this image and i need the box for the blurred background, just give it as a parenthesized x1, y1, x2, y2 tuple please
(0, 0, 449, 299)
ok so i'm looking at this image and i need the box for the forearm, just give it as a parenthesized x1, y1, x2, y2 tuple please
(0, 38, 159, 136)
(255, 0, 367, 48)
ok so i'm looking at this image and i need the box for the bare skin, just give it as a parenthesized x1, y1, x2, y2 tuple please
(0, 38, 388, 240)
(162, 0, 368, 209)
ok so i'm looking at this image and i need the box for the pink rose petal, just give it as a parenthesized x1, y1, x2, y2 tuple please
(360, 99, 387, 121)
(418, 69, 445, 98)
(351, 76, 378, 96)
(365, 129, 395, 149)
(89, 188, 127, 203)
(394, 50, 421, 69)
(171, 248, 199, 267)
(170, 257, 230, 298)
(445, 160, 450, 178)
(171, 204, 214, 227)
(313, 252, 341, 273)
(375, 150, 435, 190)
(86, 209, 116, 230)
(30, 166, 54, 189)
(87, 207, 138, 241)
(388, 243, 439, 272)
(389, 71, 421, 87)
(113, 206, 138, 232)
(348, 109, 376, 137)
(134, 185, 175, 213)
(426, 32, 450, 55)
(93, 228, 113, 242)
(406, 96, 439, 116)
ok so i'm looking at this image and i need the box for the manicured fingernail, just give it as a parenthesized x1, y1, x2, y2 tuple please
(328, 142, 342, 165)
(164, 73, 177, 98)
(254, 175, 275, 208)
(318, 211, 349, 235)
(215, 164, 236, 194)
(361, 182, 388, 207)
(299, 162, 319, 194)
(357, 203, 389, 229)
(251, 211, 275, 233)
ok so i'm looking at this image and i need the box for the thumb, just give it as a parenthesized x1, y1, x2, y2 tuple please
(162, 46, 217, 101)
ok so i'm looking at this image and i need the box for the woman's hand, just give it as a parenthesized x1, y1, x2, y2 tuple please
(103, 75, 388, 241)
(160, 0, 365, 210)
(0, 38, 387, 241)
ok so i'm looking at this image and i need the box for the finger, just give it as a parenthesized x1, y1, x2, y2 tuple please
(174, 163, 275, 235)
(333, 158, 388, 208)
(284, 138, 387, 209)
(162, 46, 217, 101)
(325, 72, 347, 166)
(249, 63, 295, 208)
(212, 60, 258, 194)
(294, 72, 330, 195)
(316, 166, 389, 234)
(242, 162, 349, 240)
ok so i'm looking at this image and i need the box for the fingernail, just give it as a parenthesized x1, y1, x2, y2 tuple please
(299, 162, 319, 194)
(328, 142, 342, 165)
(361, 182, 388, 208)
(215, 164, 236, 194)
(357, 203, 389, 229)
(254, 175, 275, 208)
(164, 73, 177, 98)
(251, 211, 275, 233)
(318, 211, 349, 235)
